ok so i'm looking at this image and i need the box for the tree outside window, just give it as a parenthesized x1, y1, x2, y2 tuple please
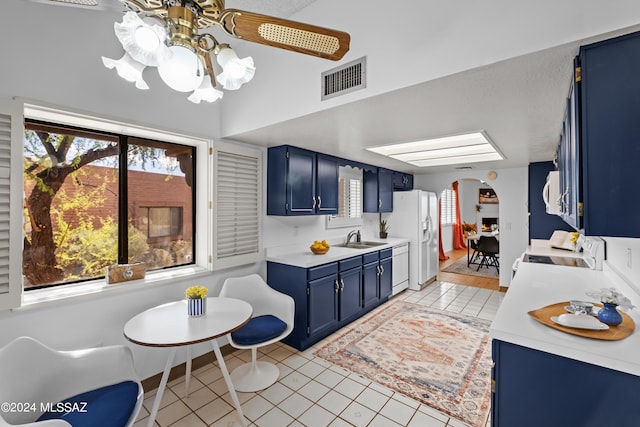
(23, 121, 195, 290)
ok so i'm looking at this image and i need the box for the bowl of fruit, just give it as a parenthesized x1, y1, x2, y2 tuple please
(310, 240, 330, 255)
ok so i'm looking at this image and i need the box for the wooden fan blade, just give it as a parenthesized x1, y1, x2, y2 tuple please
(219, 10, 350, 61)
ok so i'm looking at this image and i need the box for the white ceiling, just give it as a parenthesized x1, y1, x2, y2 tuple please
(20, 0, 640, 175)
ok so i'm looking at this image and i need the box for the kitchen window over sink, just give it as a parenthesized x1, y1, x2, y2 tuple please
(327, 166, 362, 229)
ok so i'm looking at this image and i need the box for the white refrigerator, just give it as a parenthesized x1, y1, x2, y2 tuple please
(387, 190, 438, 290)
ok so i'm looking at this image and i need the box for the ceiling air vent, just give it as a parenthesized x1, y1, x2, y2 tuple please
(321, 57, 366, 101)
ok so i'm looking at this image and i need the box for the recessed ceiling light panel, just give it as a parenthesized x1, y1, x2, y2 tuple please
(367, 131, 504, 167)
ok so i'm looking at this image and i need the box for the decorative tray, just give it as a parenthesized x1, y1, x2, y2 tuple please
(528, 302, 635, 341)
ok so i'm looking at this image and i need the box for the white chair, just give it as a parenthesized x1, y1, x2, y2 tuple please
(219, 274, 295, 392)
(0, 337, 143, 427)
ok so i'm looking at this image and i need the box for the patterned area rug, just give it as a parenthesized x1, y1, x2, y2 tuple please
(441, 256, 499, 279)
(314, 300, 492, 427)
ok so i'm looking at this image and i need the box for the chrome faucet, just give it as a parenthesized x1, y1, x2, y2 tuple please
(346, 229, 361, 245)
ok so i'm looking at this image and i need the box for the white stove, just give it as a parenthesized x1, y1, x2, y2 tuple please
(515, 236, 606, 274)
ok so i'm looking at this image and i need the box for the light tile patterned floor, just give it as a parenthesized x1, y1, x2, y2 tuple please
(134, 281, 504, 427)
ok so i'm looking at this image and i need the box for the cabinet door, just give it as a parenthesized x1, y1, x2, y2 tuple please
(580, 33, 640, 236)
(379, 257, 393, 300)
(339, 267, 362, 320)
(492, 339, 640, 427)
(393, 172, 414, 191)
(316, 154, 339, 214)
(364, 168, 394, 212)
(287, 147, 316, 214)
(363, 169, 380, 212)
(308, 274, 339, 336)
(378, 168, 394, 212)
(362, 261, 379, 308)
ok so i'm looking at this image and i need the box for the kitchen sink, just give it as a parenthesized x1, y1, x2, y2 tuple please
(335, 241, 387, 249)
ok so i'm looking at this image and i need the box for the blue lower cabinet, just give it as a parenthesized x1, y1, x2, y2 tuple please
(339, 266, 362, 322)
(492, 340, 640, 427)
(379, 256, 392, 300)
(362, 261, 380, 309)
(267, 249, 393, 351)
(308, 274, 339, 336)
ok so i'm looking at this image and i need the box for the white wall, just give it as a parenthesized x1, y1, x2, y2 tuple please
(221, 0, 640, 137)
(414, 168, 529, 287)
(602, 238, 640, 295)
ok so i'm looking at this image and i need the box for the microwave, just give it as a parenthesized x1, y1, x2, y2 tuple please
(542, 171, 561, 216)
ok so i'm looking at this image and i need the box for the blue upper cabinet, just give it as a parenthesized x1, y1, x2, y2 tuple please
(571, 31, 640, 236)
(556, 79, 582, 231)
(316, 154, 339, 214)
(267, 146, 338, 216)
(364, 168, 394, 212)
(393, 171, 414, 191)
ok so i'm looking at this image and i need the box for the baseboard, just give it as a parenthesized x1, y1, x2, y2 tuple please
(141, 344, 236, 392)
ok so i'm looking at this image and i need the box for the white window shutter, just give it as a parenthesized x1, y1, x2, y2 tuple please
(0, 100, 24, 310)
(212, 141, 262, 270)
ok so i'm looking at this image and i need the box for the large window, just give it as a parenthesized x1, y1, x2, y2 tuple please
(440, 188, 456, 226)
(23, 120, 195, 290)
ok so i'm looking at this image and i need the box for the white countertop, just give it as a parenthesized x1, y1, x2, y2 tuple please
(491, 262, 640, 376)
(266, 237, 409, 268)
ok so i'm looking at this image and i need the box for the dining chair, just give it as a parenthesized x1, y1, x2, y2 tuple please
(0, 336, 143, 427)
(219, 274, 295, 392)
(476, 235, 500, 273)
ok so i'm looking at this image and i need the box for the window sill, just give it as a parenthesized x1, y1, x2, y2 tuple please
(17, 265, 210, 311)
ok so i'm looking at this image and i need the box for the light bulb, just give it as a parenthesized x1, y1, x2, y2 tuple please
(158, 46, 204, 93)
(134, 26, 160, 51)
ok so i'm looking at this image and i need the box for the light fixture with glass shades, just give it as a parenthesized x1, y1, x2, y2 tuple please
(367, 131, 504, 168)
(98, 0, 351, 104)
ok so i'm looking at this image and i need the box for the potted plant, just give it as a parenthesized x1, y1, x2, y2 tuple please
(185, 285, 208, 317)
(379, 217, 389, 239)
(462, 222, 477, 238)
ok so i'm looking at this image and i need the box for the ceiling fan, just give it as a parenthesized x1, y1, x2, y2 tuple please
(28, 0, 351, 102)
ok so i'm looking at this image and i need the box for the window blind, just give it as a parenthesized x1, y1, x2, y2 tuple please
(0, 101, 22, 310)
(441, 188, 456, 226)
(214, 149, 260, 266)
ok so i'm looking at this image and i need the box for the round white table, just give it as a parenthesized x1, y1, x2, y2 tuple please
(124, 297, 252, 427)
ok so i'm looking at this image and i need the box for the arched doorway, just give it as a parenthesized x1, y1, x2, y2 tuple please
(438, 178, 500, 289)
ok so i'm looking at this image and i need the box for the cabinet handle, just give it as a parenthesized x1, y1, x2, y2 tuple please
(340, 279, 345, 292)
(312, 197, 316, 209)
(561, 187, 569, 213)
(335, 280, 339, 293)
(317, 196, 321, 209)
(378, 200, 382, 209)
(380, 265, 384, 275)
(376, 265, 381, 276)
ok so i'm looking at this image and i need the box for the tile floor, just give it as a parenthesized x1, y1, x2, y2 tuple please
(134, 281, 505, 427)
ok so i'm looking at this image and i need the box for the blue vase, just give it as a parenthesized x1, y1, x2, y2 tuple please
(597, 303, 622, 326)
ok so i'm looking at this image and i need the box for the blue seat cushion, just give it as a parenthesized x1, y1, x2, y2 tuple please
(37, 380, 139, 427)
(231, 314, 287, 346)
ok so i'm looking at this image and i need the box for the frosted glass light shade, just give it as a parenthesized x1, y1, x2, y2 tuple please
(102, 53, 149, 90)
(114, 11, 169, 67)
(158, 46, 204, 93)
(188, 78, 224, 104)
(215, 46, 255, 90)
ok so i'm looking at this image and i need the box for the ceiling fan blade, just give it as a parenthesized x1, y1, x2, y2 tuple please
(219, 10, 350, 61)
